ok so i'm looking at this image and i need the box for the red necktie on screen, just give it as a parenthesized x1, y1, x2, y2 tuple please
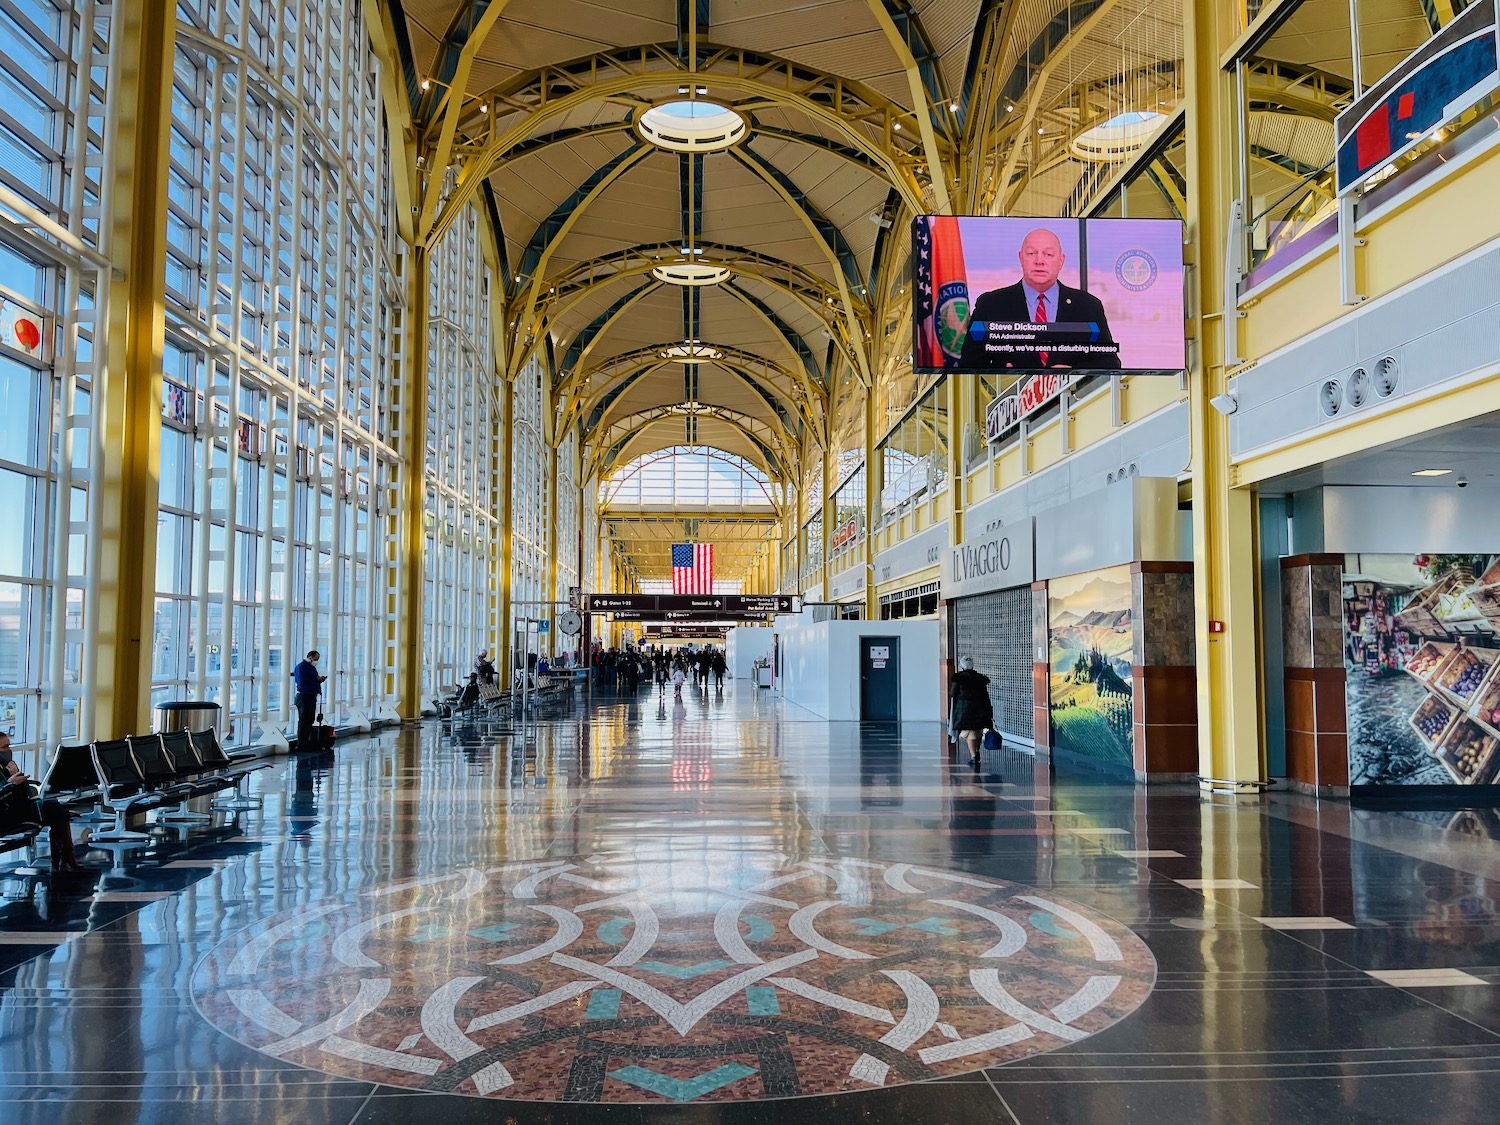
(1035, 293, 1049, 366)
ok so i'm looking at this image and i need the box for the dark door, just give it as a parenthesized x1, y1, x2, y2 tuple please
(859, 636, 901, 721)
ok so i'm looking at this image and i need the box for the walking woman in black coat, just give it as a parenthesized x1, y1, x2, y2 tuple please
(949, 657, 995, 766)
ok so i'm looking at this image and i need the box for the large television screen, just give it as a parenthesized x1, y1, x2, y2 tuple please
(912, 216, 1185, 375)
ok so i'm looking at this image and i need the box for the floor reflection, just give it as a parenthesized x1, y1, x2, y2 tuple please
(0, 681, 1496, 1121)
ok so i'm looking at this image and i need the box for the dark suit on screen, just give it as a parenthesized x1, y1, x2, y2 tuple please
(958, 281, 1120, 371)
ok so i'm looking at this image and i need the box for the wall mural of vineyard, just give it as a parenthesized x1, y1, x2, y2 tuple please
(1344, 554, 1500, 786)
(1048, 565, 1135, 769)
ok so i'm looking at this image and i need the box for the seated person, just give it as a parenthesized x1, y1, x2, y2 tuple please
(0, 732, 83, 872)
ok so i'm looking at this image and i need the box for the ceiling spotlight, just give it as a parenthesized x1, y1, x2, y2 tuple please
(479, 103, 488, 113)
(894, 121, 902, 131)
(420, 78, 431, 91)
(1209, 390, 1238, 416)
(949, 101, 958, 111)
(1412, 468, 1453, 477)
(1006, 103, 1014, 112)
(1037, 125, 1045, 134)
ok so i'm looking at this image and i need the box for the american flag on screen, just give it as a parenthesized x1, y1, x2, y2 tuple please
(672, 543, 714, 594)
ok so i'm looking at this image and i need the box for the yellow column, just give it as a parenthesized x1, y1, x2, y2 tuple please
(946, 374, 969, 547)
(395, 246, 430, 719)
(546, 433, 559, 634)
(95, 0, 174, 737)
(821, 425, 835, 602)
(863, 388, 880, 619)
(497, 377, 515, 675)
(1187, 0, 1262, 789)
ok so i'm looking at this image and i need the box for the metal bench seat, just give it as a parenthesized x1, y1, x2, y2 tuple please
(90, 739, 168, 842)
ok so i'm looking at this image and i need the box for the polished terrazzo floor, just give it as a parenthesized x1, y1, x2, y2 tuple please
(4, 681, 1500, 1122)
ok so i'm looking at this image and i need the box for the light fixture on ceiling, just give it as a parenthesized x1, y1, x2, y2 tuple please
(868, 211, 892, 228)
(949, 101, 958, 111)
(653, 261, 733, 286)
(420, 78, 431, 91)
(1412, 468, 1453, 477)
(478, 103, 488, 113)
(660, 342, 723, 363)
(679, 246, 705, 255)
(1005, 103, 1014, 112)
(1209, 390, 1238, 416)
(637, 100, 747, 152)
(1072, 110, 1170, 163)
(893, 121, 902, 131)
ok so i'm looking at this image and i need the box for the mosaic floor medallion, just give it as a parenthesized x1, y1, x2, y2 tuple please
(192, 854, 1155, 1102)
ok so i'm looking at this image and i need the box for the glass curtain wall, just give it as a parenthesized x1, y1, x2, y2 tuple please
(555, 427, 580, 598)
(828, 458, 865, 574)
(878, 379, 948, 526)
(0, 0, 109, 768)
(581, 475, 598, 594)
(510, 356, 549, 655)
(155, 0, 398, 743)
(423, 201, 500, 697)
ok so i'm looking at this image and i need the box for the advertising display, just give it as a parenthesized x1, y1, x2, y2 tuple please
(1344, 554, 1500, 785)
(913, 216, 1185, 375)
(1047, 566, 1135, 769)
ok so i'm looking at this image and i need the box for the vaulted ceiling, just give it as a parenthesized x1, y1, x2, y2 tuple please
(382, 0, 1196, 512)
(379, 0, 1422, 580)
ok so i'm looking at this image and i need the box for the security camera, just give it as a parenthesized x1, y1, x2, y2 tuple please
(1209, 390, 1238, 416)
(1456, 476, 1469, 488)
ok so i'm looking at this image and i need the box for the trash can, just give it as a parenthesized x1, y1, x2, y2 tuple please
(155, 700, 222, 734)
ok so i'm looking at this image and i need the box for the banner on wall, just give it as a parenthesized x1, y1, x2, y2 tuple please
(1344, 554, 1500, 785)
(1047, 565, 1135, 769)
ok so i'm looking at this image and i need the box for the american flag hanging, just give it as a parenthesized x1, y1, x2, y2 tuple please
(672, 543, 714, 594)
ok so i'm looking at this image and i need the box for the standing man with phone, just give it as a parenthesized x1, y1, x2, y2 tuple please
(292, 650, 327, 750)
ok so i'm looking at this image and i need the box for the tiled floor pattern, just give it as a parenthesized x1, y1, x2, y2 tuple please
(0, 683, 1499, 1121)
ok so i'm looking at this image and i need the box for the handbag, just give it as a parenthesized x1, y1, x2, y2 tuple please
(0, 780, 42, 832)
(982, 729, 1002, 752)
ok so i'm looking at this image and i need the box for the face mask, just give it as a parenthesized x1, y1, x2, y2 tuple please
(311, 657, 320, 666)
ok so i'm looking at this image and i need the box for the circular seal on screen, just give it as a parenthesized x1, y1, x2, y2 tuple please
(1114, 249, 1158, 292)
(192, 854, 1154, 1104)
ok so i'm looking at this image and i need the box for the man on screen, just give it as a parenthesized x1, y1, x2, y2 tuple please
(957, 227, 1119, 370)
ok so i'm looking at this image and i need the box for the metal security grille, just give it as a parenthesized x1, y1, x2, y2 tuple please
(951, 589, 1034, 743)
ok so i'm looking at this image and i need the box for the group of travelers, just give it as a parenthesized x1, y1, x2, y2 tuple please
(591, 644, 727, 697)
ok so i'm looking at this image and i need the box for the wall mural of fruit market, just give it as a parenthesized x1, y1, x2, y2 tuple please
(1344, 554, 1500, 786)
(1048, 565, 1135, 770)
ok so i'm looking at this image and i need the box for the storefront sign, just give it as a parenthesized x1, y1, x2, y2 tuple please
(941, 516, 1035, 599)
(985, 372, 1069, 444)
(830, 515, 861, 551)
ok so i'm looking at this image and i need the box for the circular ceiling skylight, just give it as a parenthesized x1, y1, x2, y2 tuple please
(652, 260, 734, 286)
(659, 342, 723, 363)
(637, 100, 747, 153)
(1071, 110, 1169, 162)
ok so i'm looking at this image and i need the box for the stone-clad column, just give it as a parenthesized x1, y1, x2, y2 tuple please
(1280, 554, 1348, 794)
(1131, 563, 1199, 780)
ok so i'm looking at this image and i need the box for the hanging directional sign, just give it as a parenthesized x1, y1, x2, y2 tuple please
(583, 594, 799, 615)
